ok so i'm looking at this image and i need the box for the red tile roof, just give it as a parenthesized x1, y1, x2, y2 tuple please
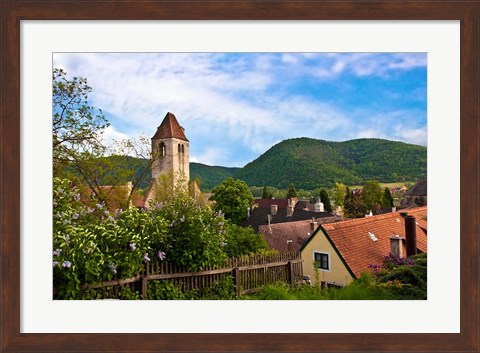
(259, 217, 341, 253)
(152, 112, 188, 142)
(131, 191, 146, 208)
(303, 206, 427, 278)
(254, 198, 311, 210)
(255, 198, 289, 209)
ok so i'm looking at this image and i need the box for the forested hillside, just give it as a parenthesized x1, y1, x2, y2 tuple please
(189, 163, 239, 190)
(234, 138, 426, 189)
(67, 138, 426, 191)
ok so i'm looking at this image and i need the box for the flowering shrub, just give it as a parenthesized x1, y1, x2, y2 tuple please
(53, 177, 274, 299)
(366, 253, 427, 299)
(157, 192, 228, 271)
(383, 253, 415, 269)
(53, 178, 168, 299)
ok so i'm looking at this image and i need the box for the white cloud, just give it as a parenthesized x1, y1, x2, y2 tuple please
(190, 148, 226, 167)
(309, 53, 427, 79)
(393, 125, 427, 146)
(98, 125, 130, 147)
(353, 129, 388, 139)
(53, 52, 426, 166)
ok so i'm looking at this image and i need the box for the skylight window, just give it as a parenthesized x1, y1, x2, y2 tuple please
(368, 232, 378, 241)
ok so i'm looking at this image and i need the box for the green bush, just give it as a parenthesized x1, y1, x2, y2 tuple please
(53, 178, 168, 299)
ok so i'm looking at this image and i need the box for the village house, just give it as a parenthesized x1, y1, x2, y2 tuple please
(258, 216, 341, 253)
(300, 206, 427, 287)
(91, 182, 144, 210)
(242, 197, 337, 232)
(401, 178, 427, 207)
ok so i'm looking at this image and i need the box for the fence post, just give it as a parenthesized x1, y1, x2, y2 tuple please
(234, 268, 241, 297)
(288, 261, 294, 285)
(141, 276, 148, 299)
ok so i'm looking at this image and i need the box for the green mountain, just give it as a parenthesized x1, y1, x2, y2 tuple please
(65, 137, 426, 191)
(190, 163, 239, 190)
(233, 137, 427, 189)
(64, 156, 239, 191)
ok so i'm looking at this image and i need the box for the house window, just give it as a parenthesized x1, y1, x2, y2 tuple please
(314, 252, 329, 270)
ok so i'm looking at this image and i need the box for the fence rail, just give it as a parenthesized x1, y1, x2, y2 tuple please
(80, 252, 303, 299)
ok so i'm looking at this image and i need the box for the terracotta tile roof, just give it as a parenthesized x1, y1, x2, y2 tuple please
(305, 206, 427, 278)
(152, 112, 188, 142)
(87, 182, 148, 210)
(131, 190, 145, 208)
(259, 217, 341, 253)
(241, 207, 340, 232)
(254, 199, 310, 210)
(255, 199, 289, 209)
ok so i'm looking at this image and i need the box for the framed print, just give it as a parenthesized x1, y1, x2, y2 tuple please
(1, 1, 478, 352)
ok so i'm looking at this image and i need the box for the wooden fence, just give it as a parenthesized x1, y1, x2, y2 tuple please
(81, 252, 303, 299)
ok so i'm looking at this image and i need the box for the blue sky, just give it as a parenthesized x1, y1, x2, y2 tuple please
(53, 53, 427, 167)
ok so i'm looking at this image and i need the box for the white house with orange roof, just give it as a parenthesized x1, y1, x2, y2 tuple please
(300, 206, 427, 287)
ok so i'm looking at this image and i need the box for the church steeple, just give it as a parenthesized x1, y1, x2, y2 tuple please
(152, 112, 188, 142)
(151, 112, 190, 182)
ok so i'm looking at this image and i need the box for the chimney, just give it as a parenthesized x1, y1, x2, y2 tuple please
(392, 206, 397, 212)
(267, 214, 271, 225)
(310, 217, 318, 232)
(404, 215, 417, 257)
(287, 240, 293, 252)
(287, 205, 294, 217)
(389, 234, 403, 258)
(314, 197, 324, 213)
(271, 204, 278, 216)
(290, 197, 298, 207)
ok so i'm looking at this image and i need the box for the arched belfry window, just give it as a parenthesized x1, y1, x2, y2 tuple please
(159, 142, 166, 157)
(181, 144, 185, 154)
(178, 144, 181, 153)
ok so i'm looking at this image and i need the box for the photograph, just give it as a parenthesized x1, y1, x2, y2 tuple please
(53, 52, 428, 300)
(2, 1, 477, 351)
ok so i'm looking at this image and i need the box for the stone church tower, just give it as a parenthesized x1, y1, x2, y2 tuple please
(151, 112, 190, 182)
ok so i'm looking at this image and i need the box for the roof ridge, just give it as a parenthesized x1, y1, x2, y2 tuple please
(323, 206, 427, 229)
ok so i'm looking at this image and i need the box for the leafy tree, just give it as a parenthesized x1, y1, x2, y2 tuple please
(382, 187, 394, 207)
(361, 180, 383, 212)
(159, 192, 228, 271)
(332, 182, 347, 208)
(319, 189, 333, 212)
(210, 178, 255, 225)
(343, 187, 365, 218)
(286, 183, 297, 198)
(262, 186, 273, 199)
(53, 68, 109, 176)
(223, 224, 270, 258)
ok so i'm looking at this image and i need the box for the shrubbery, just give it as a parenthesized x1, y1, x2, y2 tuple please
(53, 177, 270, 299)
(245, 253, 427, 300)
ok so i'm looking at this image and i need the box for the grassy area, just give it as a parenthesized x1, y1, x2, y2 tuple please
(243, 254, 427, 300)
(242, 275, 396, 300)
(348, 182, 413, 190)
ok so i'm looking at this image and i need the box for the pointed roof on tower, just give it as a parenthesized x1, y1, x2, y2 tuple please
(152, 112, 189, 142)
